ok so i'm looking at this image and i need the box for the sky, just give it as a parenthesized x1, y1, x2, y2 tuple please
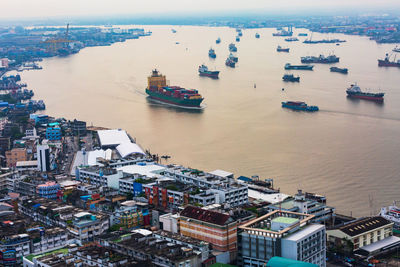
(2, 0, 400, 19)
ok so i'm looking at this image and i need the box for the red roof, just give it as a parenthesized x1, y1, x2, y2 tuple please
(180, 206, 231, 226)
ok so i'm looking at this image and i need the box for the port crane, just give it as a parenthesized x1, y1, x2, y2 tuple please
(42, 23, 73, 54)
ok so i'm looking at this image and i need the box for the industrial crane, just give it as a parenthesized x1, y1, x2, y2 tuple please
(42, 23, 73, 54)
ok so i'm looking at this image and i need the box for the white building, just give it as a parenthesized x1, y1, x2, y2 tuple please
(37, 144, 50, 172)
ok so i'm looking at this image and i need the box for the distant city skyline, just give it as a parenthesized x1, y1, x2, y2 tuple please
(2, 0, 400, 20)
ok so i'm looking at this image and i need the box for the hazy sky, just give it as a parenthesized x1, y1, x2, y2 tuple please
(2, 0, 400, 19)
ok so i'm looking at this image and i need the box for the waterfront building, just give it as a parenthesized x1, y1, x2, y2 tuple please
(45, 126, 62, 141)
(237, 210, 326, 267)
(180, 206, 238, 253)
(37, 144, 50, 172)
(327, 216, 394, 251)
(69, 119, 87, 136)
(5, 147, 27, 167)
(97, 129, 131, 149)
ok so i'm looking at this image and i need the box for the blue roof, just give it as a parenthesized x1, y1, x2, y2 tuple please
(238, 176, 252, 182)
(267, 257, 318, 267)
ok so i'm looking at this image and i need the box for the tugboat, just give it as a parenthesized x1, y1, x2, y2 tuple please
(380, 202, 400, 229)
(277, 46, 290, 52)
(208, 48, 216, 58)
(282, 101, 319, 112)
(284, 63, 314, 70)
(228, 53, 238, 62)
(198, 64, 219, 79)
(255, 33, 260, 38)
(146, 69, 204, 109)
(216, 37, 221, 44)
(282, 74, 300, 82)
(285, 37, 299, 42)
(378, 53, 400, 67)
(229, 43, 237, 52)
(346, 84, 384, 101)
(330, 67, 348, 74)
(301, 54, 339, 64)
(225, 58, 236, 68)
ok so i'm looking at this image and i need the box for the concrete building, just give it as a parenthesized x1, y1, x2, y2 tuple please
(45, 127, 62, 141)
(238, 210, 326, 267)
(180, 206, 238, 252)
(36, 181, 61, 199)
(27, 227, 68, 255)
(37, 144, 50, 172)
(327, 216, 393, 251)
(68, 211, 109, 244)
(69, 119, 87, 136)
(5, 147, 27, 167)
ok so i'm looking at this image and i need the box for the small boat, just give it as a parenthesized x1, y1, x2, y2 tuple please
(284, 63, 313, 70)
(229, 53, 238, 62)
(330, 67, 348, 74)
(238, 31, 243, 37)
(298, 33, 308, 36)
(285, 37, 299, 42)
(216, 37, 221, 44)
(198, 64, 219, 78)
(236, 36, 240, 42)
(225, 58, 235, 68)
(255, 33, 260, 38)
(171, 29, 177, 33)
(393, 46, 400, 52)
(229, 43, 237, 52)
(208, 48, 216, 58)
(277, 46, 289, 52)
(282, 74, 300, 82)
(282, 101, 319, 112)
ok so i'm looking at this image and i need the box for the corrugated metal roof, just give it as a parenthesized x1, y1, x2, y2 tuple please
(180, 206, 230, 226)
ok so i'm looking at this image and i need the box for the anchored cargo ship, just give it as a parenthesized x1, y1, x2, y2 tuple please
(146, 70, 204, 108)
(198, 64, 219, 78)
(378, 53, 400, 67)
(330, 67, 348, 74)
(285, 63, 314, 70)
(208, 48, 216, 58)
(301, 54, 339, 64)
(273, 26, 293, 37)
(282, 101, 319, 111)
(346, 84, 384, 101)
(277, 46, 289, 52)
(282, 74, 300, 82)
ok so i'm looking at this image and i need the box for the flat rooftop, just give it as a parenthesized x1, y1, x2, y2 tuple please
(117, 163, 166, 178)
(98, 129, 131, 147)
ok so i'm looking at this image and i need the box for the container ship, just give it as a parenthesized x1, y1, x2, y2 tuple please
(346, 84, 384, 101)
(208, 48, 216, 58)
(378, 53, 400, 67)
(301, 54, 339, 64)
(282, 101, 319, 112)
(277, 46, 289, 52)
(146, 70, 204, 108)
(273, 26, 293, 37)
(198, 65, 219, 78)
(330, 67, 348, 74)
(285, 63, 314, 70)
(282, 74, 300, 82)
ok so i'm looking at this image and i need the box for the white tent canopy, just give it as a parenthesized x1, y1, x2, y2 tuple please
(116, 142, 145, 158)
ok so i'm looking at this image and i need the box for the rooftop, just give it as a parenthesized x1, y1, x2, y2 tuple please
(335, 216, 392, 237)
(180, 206, 232, 226)
(272, 216, 299, 224)
(117, 163, 166, 178)
(97, 129, 131, 147)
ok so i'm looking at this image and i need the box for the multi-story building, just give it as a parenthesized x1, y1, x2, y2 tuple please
(110, 200, 150, 228)
(0, 234, 31, 265)
(76, 166, 124, 188)
(0, 169, 17, 192)
(68, 211, 109, 245)
(37, 144, 50, 172)
(0, 136, 11, 155)
(27, 227, 68, 254)
(69, 119, 87, 136)
(45, 127, 62, 141)
(36, 181, 61, 199)
(238, 210, 326, 267)
(5, 147, 27, 167)
(327, 216, 393, 251)
(268, 190, 335, 224)
(180, 206, 238, 252)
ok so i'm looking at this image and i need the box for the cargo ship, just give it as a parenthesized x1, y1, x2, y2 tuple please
(216, 37, 221, 44)
(285, 63, 314, 70)
(273, 26, 293, 37)
(301, 54, 339, 64)
(229, 43, 237, 52)
(277, 46, 289, 52)
(346, 84, 384, 101)
(208, 48, 216, 58)
(282, 74, 300, 82)
(378, 53, 400, 67)
(225, 58, 236, 68)
(198, 64, 219, 78)
(282, 101, 319, 112)
(255, 33, 260, 38)
(303, 38, 346, 44)
(330, 67, 348, 74)
(229, 53, 238, 62)
(146, 70, 204, 108)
